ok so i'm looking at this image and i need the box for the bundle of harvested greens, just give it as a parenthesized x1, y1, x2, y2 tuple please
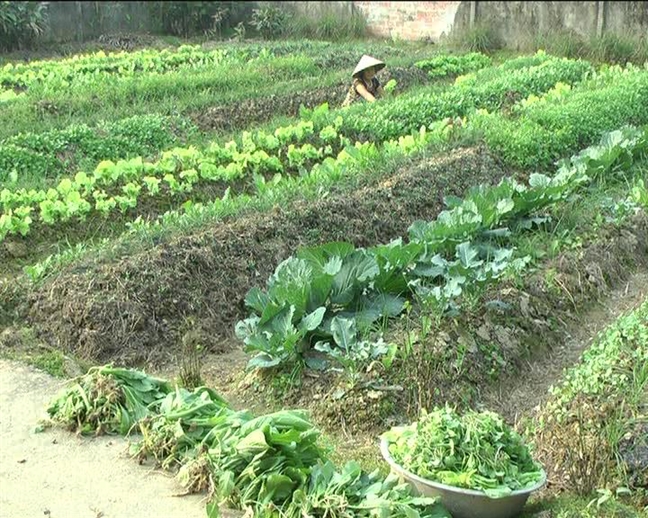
(382, 405, 544, 498)
(133, 384, 446, 517)
(47, 365, 172, 435)
(204, 409, 328, 512)
(134, 385, 233, 469)
(46, 367, 450, 517)
(277, 460, 451, 518)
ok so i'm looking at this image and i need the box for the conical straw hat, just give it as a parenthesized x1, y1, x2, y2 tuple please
(352, 55, 386, 78)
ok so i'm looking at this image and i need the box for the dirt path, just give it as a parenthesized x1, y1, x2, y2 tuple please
(479, 271, 648, 425)
(0, 360, 208, 518)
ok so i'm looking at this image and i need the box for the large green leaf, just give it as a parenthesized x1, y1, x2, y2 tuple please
(362, 293, 406, 319)
(372, 240, 423, 293)
(412, 253, 447, 279)
(205, 500, 220, 518)
(248, 353, 283, 370)
(236, 428, 268, 455)
(259, 473, 296, 503)
(529, 173, 551, 188)
(259, 300, 286, 326)
(330, 251, 380, 305)
(330, 316, 357, 353)
(244, 287, 270, 313)
(323, 256, 343, 276)
(456, 242, 482, 268)
(496, 198, 514, 215)
(267, 257, 314, 319)
(299, 307, 326, 333)
(297, 242, 355, 269)
(269, 305, 296, 336)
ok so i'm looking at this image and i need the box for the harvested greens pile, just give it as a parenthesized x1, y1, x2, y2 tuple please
(47, 365, 451, 518)
(382, 405, 544, 498)
(47, 365, 172, 435)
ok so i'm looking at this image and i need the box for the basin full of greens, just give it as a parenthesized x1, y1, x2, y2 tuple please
(381, 405, 545, 518)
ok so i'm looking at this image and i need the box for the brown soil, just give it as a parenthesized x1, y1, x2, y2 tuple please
(480, 271, 648, 424)
(190, 66, 431, 133)
(0, 359, 209, 518)
(23, 145, 510, 367)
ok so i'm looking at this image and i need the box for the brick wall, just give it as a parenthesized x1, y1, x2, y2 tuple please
(353, 1, 462, 41)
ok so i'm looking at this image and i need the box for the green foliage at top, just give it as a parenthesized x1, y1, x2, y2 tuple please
(448, 23, 503, 54)
(0, 1, 48, 52)
(0, 114, 194, 186)
(247, 4, 366, 42)
(382, 405, 544, 497)
(0, 44, 258, 90)
(250, 6, 289, 40)
(145, 1, 253, 38)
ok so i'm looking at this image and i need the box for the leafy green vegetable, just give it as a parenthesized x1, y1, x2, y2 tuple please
(415, 52, 492, 79)
(383, 405, 544, 498)
(46, 364, 453, 517)
(47, 365, 172, 436)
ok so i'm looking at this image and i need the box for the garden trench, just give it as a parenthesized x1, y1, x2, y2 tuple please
(19, 145, 510, 366)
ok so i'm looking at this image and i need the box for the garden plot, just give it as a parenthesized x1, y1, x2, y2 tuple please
(0, 53, 599, 273)
(25, 145, 509, 364)
(1, 40, 647, 518)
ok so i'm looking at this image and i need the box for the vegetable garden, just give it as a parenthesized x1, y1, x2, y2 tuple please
(1, 35, 647, 518)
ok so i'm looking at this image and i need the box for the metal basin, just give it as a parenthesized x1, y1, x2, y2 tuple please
(380, 438, 546, 518)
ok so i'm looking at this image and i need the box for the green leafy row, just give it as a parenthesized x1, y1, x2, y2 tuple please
(415, 52, 492, 78)
(47, 365, 450, 518)
(0, 54, 629, 246)
(0, 114, 197, 185)
(0, 44, 260, 89)
(0, 87, 22, 103)
(0, 117, 351, 240)
(471, 63, 648, 170)
(118, 124, 449, 248)
(18, 53, 637, 266)
(339, 52, 593, 141)
(453, 50, 554, 88)
(0, 39, 417, 87)
(235, 126, 648, 371)
(534, 298, 648, 493)
(0, 52, 574, 191)
(545, 299, 648, 417)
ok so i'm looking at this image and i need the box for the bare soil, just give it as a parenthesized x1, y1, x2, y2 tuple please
(0, 359, 207, 518)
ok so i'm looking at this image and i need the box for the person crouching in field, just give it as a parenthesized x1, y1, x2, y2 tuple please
(342, 55, 386, 108)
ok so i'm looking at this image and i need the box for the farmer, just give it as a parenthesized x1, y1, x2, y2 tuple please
(342, 55, 386, 108)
